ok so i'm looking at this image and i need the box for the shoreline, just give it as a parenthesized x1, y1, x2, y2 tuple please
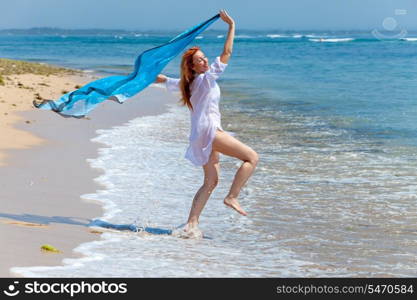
(0, 72, 91, 167)
(0, 65, 174, 277)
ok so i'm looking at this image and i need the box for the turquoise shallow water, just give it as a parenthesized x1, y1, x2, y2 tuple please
(4, 29, 417, 277)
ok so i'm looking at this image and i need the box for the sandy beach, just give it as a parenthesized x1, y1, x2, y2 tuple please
(0, 60, 174, 277)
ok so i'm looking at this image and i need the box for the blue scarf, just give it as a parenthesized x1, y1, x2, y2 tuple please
(34, 14, 220, 118)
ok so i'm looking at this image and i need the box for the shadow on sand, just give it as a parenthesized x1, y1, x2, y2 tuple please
(0, 213, 89, 226)
(0, 214, 211, 238)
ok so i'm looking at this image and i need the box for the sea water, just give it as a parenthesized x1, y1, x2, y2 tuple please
(3, 29, 417, 277)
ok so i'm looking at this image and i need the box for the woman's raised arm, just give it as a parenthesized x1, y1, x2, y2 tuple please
(219, 9, 235, 64)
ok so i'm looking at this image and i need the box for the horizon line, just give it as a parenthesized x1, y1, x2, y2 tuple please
(2, 27, 417, 32)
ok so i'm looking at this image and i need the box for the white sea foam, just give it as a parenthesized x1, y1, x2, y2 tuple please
(305, 34, 324, 38)
(400, 37, 417, 42)
(266, 34, 287, 38)
(309, 38, 354, 43)
(235, 35, 255, 39)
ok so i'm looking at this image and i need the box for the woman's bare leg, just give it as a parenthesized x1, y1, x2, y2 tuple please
(186, 150, 220, 229)
(212, 130, 259, 216)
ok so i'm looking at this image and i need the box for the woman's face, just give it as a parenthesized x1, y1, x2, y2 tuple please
(192, 50, 209, 74)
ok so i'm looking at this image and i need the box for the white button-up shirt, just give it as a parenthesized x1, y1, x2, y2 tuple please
(166, 56, 227, 166)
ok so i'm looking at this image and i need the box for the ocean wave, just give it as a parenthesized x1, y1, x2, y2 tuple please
(400, 37, 417, 42)
(235, 35, 256, 39)
(309, 38, 354, 43)
(305, 34, 325, 38)
(266, 34, 287, 38)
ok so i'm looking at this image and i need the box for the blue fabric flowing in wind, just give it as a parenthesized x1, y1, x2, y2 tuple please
(33, 14, 220, 118)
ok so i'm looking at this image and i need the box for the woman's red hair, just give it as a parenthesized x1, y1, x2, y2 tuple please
(179, 46, 200, 111)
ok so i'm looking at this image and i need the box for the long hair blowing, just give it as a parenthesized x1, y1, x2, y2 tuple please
(179, 46, 200, 111)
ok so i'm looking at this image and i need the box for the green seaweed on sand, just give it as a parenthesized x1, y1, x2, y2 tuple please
(40, 244, 61, 253)
(0, 58, 79, 78)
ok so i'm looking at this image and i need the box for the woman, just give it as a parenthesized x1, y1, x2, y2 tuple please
(155, 10, 259, 234)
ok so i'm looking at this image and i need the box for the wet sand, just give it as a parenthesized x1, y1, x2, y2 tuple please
(0, 69, 175, 276)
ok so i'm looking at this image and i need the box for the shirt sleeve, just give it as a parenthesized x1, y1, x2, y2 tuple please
(165, 77, 180, 93)
(204, 56, 228, 81)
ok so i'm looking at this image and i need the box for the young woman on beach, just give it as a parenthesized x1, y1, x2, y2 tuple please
(155, 10, 259, 234)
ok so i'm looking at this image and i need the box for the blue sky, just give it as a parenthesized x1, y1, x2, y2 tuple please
(1, 0, 416, 30)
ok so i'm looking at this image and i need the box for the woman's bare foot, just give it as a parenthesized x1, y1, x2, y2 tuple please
(184, 222, 198, 232)
(224, 196, 248, 216)
(172, 222, 203, 239)
(177, 222, 201, 239)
